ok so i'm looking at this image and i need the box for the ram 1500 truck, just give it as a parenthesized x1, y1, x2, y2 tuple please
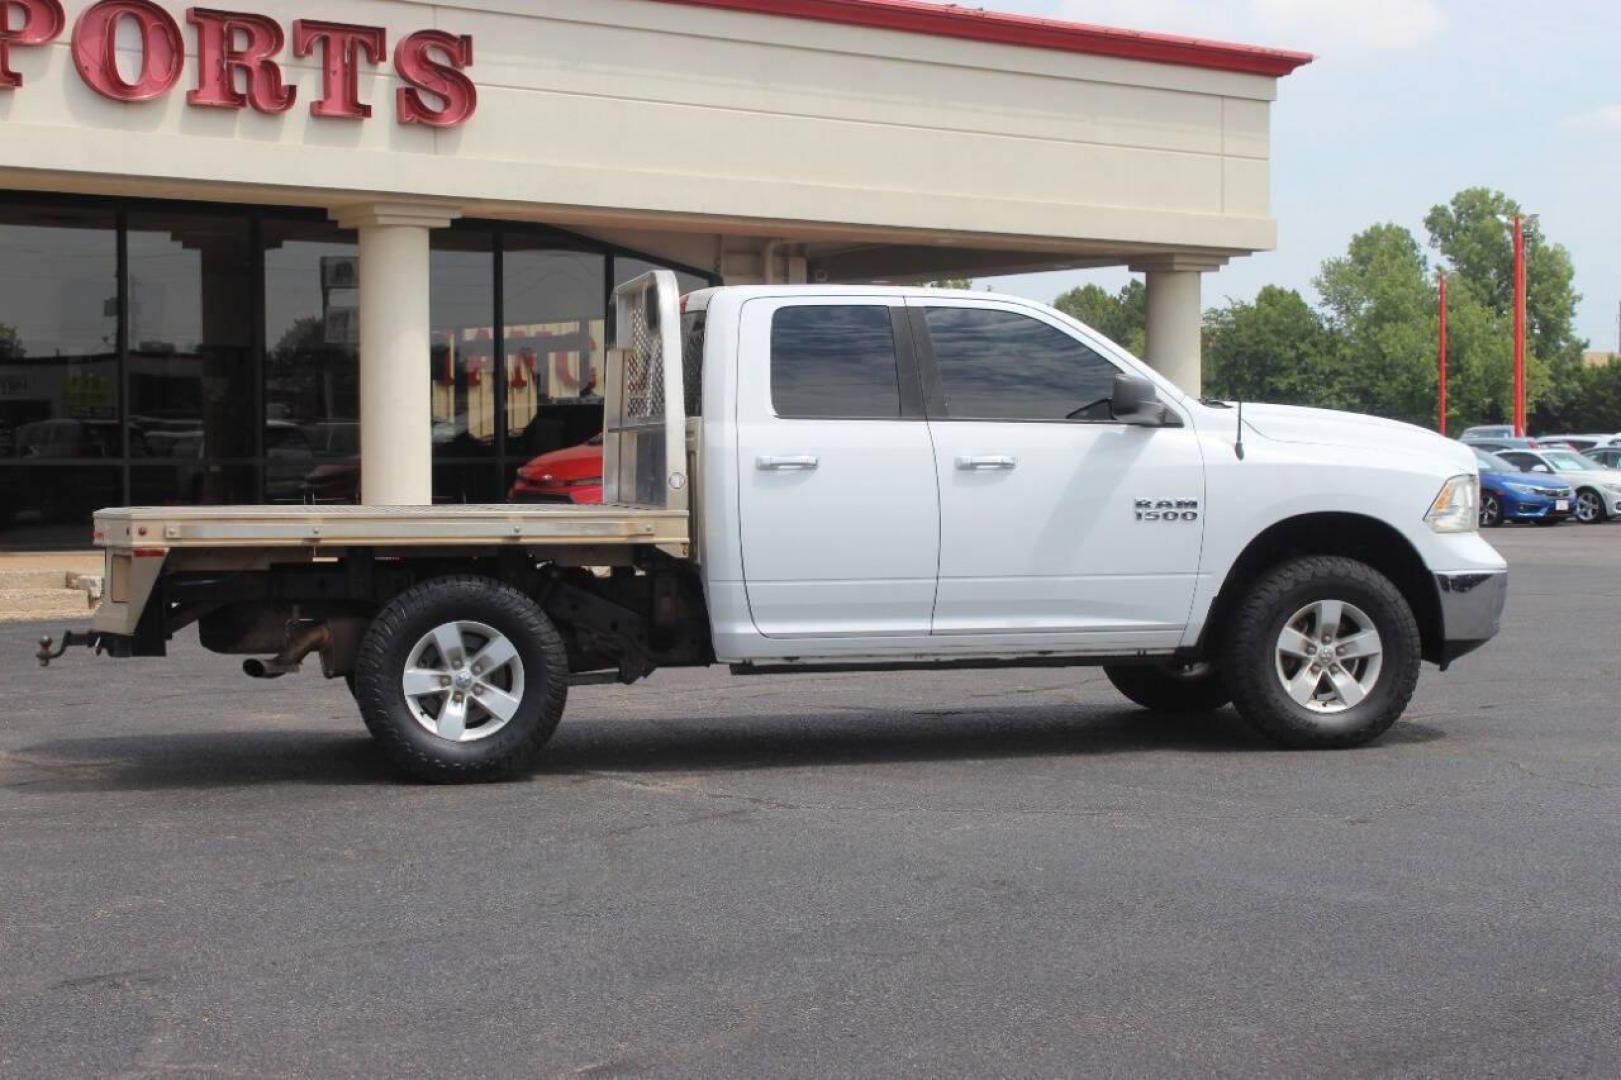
(40, 272, 1508, 782)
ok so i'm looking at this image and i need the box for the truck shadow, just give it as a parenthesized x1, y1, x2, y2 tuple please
(2, 706, 1446, 793)
(540, 706, 1446, 776)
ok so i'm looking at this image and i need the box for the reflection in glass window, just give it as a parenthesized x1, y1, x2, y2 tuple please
(127, 212, 255, 471)
(770, 305, 901, 419)
(925, 307, 1121, 422)
(430, 231, 496, 464)
(263, 219, 360, 504)
(0, 203, 119, 463)
(504, 243, 606, 463)
(0, 465, 121, 549)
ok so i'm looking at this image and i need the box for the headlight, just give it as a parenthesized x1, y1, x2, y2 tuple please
(1503, 482, 1540, 495)
(1426, 474, 1479, 533)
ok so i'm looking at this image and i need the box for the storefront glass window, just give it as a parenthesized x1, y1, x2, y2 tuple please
(0, 204, 120, 459)
(263, 219, 360, 504)
(0, 194, 716, 547)
(503, 243, 606, 467)
(126, 212, 256, 488)
(0, 203, 120, 548)
(429, 230, 501, 505)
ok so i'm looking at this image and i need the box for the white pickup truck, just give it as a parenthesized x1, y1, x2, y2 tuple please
(41, 272, 1507, 781)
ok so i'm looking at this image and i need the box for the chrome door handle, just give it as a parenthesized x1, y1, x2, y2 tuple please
(956, 455, 1018, 470)
(757, 455, 820, 471)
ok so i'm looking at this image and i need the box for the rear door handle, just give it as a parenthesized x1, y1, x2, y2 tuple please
(956, 455, 1018, 470)
(757, 455, 820, 471)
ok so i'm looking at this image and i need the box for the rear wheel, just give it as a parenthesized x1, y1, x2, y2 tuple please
(1105, 663, 1230, 713)
(1479, 492, 1502, 528)
(354, 576, 568, 782)
(1220, 556, 1421, 750)
(1574, 489, 1609, 524)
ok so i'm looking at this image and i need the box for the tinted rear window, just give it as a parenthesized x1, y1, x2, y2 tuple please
(770, 305, 901, 419)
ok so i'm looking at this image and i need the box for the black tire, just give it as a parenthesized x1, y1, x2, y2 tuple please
(354, 575, 568, 782)
(1574, 488, 1609, 525)
(1219, 556, 1421, 750)
(1479, 492, 1502, 528)
(1105, 663, 1231, 713)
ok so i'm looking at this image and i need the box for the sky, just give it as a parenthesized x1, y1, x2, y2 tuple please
(976, 0, 1619, 351)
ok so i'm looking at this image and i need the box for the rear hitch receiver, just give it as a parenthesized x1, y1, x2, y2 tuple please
(37, 631, 107, 668)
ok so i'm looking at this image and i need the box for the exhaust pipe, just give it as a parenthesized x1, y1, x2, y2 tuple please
(243, 623, 332, 680)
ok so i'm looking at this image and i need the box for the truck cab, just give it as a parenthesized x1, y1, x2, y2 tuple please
(47, 273, 1508, 782)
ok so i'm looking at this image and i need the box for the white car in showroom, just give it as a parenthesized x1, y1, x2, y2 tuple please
(1493, 447, 1621, 524)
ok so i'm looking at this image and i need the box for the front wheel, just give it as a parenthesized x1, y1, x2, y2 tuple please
(354, 576, 569, 782)
(1105, 663, 1231, 713)
(1479, 492, 1503, 528)
(1219, 556, 1422, 750)
(1574, 489, 1609, 525)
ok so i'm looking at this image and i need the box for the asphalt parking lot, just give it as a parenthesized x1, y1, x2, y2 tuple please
(2, 527, 1618, 1078)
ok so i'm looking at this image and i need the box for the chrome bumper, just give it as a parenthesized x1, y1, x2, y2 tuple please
(1435, 570, 1508, 668)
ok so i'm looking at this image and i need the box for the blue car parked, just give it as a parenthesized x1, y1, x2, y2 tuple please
(1474, 448, 1574, 527)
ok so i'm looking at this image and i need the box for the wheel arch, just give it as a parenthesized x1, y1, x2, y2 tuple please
(1201, 513, 1443, 665)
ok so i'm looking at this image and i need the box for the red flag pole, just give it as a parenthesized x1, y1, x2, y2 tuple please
(1438, 271, 1448, 436)
(1513, 216, 1527, 437)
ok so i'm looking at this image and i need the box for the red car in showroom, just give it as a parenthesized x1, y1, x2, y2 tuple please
(508, 435, 604, 504)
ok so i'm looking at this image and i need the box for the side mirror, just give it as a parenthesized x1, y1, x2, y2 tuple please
(1112, 374, 1176, 427)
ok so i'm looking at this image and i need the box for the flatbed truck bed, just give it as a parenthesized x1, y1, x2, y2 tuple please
(93, 504, 690, 550)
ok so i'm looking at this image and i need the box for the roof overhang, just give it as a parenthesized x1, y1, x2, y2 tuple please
(647, 0, 1313, 77)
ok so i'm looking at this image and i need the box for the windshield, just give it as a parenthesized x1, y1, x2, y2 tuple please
(1473, 449, 1510, 472)
(1545, 450, 1597, 473)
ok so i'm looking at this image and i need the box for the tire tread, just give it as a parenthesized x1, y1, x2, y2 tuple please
(1220, 555, 1421, 750)
(355, 575, 568, 783)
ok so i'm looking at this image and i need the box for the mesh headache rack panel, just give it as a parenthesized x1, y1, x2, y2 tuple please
(604, 270, 689, 513)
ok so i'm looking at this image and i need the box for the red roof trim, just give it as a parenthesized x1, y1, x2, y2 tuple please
(646, 0, 1313, 77)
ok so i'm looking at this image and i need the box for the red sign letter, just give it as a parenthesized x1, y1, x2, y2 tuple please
(71, 0, 184, 102)
(291, 19, 383, 120)
(1, 0, 65, 90)
(187, 7, 294, 114)
(395, 30, 475, 128)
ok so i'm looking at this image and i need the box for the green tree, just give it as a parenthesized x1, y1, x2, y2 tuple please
(927, 278, 975, 290)
(1314, 223, 1440, 425)
(1439, 275, 1515, 431)
(0, 323, 20, 359)
(1053, 279, 1146, 355)
(1203, 286, 1343, 406)
(1424, 188, 1582, 366)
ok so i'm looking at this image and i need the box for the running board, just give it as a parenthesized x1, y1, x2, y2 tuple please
(729, 653, 1183, 678)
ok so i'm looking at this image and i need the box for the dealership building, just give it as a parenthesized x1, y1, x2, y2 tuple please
(0, 0, 1308, 549)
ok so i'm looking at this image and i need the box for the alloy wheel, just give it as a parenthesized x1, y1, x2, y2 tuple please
(401, 620, 526, 742)
(1273, 599, 1384, 715)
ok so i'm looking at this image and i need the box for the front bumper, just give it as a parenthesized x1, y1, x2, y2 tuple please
(1502, 492, 1571, 521)
(1434, 570, 1508, 668)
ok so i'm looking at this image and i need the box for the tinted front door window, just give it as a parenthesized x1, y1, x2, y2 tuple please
(924, 307, 1119, 421)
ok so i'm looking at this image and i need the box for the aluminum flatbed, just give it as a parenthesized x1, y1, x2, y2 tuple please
(94, 503, 691, 551)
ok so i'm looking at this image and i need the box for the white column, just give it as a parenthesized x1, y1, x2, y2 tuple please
(1131, 256, 1227, 397)
(332, 203, 460, 505)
